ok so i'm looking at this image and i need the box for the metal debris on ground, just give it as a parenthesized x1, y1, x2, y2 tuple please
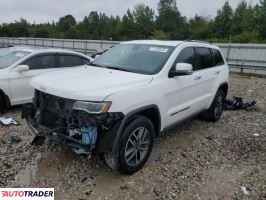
(224, 97, 256, 110)
(0, 117, 18, 125)
(241, 186, 250, 195)
(9, 132, 21, 143)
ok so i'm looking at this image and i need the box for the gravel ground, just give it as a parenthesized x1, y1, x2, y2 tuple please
(0, 74, 265, 200)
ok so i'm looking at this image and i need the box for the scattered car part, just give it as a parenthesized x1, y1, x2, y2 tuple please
(0, 117, 18, 125)
(9, 132, 21, 142)
(224, 97, 256, 110)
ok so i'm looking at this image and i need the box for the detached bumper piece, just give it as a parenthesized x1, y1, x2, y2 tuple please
(22, 91, 123, 154)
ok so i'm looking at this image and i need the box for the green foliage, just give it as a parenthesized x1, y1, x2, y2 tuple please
(254, 0, 266, 39)
(0, 0, 265, 43)
(150, 29, 169, 40)
(230, 1, 255, 35)
(33, 26, 49, 38)
(231, 31, 260, 43)
(133, 4, 155, 39)
(213, 1, 233, 39)
(156, 0, 186, 39)
(187, 15, 212, 40)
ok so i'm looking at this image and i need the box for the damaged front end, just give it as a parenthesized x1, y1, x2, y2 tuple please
(22, 90, 124, 154)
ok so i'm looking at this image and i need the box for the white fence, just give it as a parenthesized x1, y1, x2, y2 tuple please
(0, 37, 118, 54)
(217, 43, 266, 75)
(1, 37, 266, 75)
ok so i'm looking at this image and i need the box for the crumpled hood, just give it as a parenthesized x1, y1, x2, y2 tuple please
(31, 65, 153, 101)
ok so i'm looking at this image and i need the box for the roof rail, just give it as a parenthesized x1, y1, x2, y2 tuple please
(184, 40, 211, 44)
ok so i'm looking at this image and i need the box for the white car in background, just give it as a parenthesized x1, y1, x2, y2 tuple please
(0, 47, 92, 112)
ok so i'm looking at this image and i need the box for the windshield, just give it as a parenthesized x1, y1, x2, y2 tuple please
(91, 44, 174, 75)
(0, 51, 30, 69)
(0, 48, 13, 56)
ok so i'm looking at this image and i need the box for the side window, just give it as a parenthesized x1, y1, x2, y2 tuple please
(195, 47, 213, 70)
(211, 49, 225, 66)
(23, 55, 55, 70)
(176, 47, 196, 69)
(81, 57, 91, 64)
(58, 55, 89, 68)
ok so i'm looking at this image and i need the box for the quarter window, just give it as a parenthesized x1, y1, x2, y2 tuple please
(176, 47, 196, 69)
(195, 47, 213, 70)
(23, 55, 55, 70)
(211, 49, 225, 66)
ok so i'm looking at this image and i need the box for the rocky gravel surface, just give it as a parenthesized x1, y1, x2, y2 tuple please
(0, 74, 265, 200)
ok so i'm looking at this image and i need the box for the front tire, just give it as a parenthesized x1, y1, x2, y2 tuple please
(202, 90, 225, 122)
(104, 116, 155, 175)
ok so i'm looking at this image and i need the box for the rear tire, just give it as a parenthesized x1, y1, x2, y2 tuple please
(202, 90, 225, 122)
(104, 116, 155, 175)
(0, 94, 5, 113)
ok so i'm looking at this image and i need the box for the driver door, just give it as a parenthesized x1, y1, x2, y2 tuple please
(9, 54, 57, 104)
(164, 47, 210, 127)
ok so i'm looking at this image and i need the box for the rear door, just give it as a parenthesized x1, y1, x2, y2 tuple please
(9, 53, 57, 104)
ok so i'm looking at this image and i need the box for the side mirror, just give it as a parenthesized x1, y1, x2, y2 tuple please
(174, 63, 193, 76)
(16, 65, 29, 73)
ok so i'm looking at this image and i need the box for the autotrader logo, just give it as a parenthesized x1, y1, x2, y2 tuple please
(0, 188, 54, 200)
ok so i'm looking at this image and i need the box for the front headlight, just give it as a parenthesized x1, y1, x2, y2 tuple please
(73, 101, 112, 114)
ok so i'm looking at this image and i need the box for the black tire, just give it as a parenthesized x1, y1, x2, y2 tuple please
(0, 94, 5, 113)
(202, 90, 225, 122)
(104, 116, 155, 175)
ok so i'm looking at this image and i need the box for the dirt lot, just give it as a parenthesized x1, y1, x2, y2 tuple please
(0, 74, 265, 200)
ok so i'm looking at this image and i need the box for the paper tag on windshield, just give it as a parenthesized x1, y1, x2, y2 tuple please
(149, 47, 168, 53)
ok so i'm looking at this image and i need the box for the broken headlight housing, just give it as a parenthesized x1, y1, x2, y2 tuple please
(73, 101, 112, 114)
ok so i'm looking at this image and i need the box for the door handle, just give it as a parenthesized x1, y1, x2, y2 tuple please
(194, 75, 201, 80)
(214, 71, 220, 75)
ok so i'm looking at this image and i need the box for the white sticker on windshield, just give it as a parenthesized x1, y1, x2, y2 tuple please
(149, 47, 168, 53)
(15, 53, 25, 58)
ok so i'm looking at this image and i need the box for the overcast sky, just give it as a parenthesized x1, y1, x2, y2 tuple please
(0, 0, 260, 24)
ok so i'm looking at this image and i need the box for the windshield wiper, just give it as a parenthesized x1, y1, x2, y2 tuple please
(88, 63, 131, 72)
(88, 62, 104, 68)
(104, 66, 131, 72)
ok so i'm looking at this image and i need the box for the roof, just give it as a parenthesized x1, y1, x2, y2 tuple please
(2, 46, 91, 58)
(121, 40, 218, 49)
(122, 40, 183, 47)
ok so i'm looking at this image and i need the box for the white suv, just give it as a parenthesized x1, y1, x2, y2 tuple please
(0, 47, 92, 112)
(23, 40, 229, 175)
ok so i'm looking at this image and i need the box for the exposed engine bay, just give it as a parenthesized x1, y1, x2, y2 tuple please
(22, 90, 124, 154)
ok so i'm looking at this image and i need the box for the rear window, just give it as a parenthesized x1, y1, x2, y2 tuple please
(211, 49, 225, 66)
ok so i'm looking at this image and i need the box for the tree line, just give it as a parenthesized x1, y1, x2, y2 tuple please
(0, 0, 266, 43)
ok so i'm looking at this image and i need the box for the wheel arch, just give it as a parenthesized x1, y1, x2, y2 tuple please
(218, 82, 228, 97)
(111, 104, 161, 154)
(0, 89, 11, 109)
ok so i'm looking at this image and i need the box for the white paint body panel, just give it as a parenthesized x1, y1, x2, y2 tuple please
(29, 41, 229, 131)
